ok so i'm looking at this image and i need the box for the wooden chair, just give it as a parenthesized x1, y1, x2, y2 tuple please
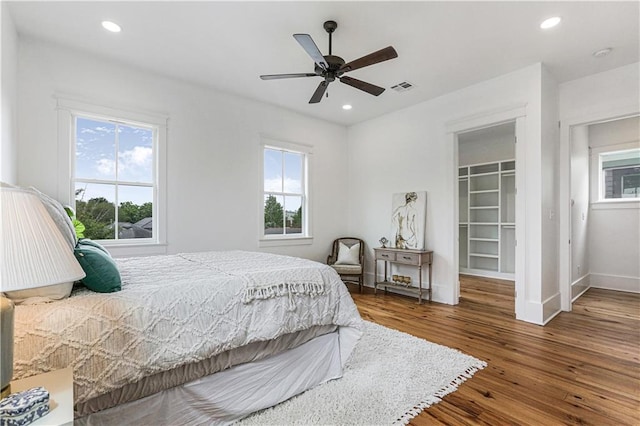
(327, 237, 365, 293)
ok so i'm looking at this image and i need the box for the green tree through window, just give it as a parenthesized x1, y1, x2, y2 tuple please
(264, 195, 284, 233)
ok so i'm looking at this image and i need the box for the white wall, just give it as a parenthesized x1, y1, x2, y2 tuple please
(560, 63, 640, 124)
(16, 37, 349, 262)
(347, 63, 557, 324)
(559, 63, 640, 304)
(1, 4, 18, 184)
(589, 116, 639, 148)
(570, 125, 590, 298)
(458, 122, 515, 166)
(540, 66, 560, 320)
(587, 116, 640, 293)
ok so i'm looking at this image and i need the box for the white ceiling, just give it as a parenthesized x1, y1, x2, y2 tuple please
(7, 1, 640, 126)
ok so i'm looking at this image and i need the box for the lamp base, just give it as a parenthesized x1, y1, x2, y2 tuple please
(1, 383, 10, 399)
(1, 296, 14, 400)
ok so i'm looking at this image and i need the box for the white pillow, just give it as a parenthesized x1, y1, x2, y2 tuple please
(335, 242, 360, 265)
(28, 186, 77, 249)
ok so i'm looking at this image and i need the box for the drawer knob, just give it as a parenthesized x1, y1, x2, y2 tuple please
(402, 256, 411, 260)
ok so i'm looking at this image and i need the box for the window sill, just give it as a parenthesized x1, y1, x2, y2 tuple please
(99, 242, 168, 258)
(259, 236, 313, 248)
(591, 200, 640, 210)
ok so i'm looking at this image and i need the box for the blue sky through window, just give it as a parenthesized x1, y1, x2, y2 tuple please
(76, 117, 153, 205)
(75, 118, 116, 180)
(264, 148, 303, 213)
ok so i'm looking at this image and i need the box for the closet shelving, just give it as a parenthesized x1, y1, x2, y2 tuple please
(459, 159, 515, 279)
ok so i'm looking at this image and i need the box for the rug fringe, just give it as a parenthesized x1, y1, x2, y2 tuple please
(394, 361, 488, 425)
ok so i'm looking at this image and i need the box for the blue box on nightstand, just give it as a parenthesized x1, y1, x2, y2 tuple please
(0, 387, 50, 426)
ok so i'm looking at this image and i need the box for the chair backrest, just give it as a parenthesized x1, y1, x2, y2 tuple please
(327, 237, 365, 266)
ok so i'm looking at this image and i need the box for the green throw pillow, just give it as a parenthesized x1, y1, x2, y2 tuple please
(74, 245, 121, 293)
(78, 238, 111, 256)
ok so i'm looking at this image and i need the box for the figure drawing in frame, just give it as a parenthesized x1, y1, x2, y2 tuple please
(391, 191, 426, 250)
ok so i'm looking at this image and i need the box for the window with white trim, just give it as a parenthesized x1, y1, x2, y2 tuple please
(73, 114, 158, 242)
(262, 144, 309, 238)
(598, 148, 640, 201)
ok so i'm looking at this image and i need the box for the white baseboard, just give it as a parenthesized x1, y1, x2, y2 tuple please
(542, 293, 562, 325)
(571, 274, 591, 302)
(518, 292, 562, 326)
(459, 268, 515, 281)
(590, 273, 640, 293)
(518, 301, 543, 325)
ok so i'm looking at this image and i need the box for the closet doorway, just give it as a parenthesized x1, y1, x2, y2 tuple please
(457, 122, 516, 309)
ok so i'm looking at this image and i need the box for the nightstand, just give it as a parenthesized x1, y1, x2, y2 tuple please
(8, 368, 73, 426)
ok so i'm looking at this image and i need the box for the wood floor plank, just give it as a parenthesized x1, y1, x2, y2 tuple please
(347, 278, 640, 425)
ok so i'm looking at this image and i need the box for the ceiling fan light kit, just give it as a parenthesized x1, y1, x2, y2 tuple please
(260, 20, 398, 104)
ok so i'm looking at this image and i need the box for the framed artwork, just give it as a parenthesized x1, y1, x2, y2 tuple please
(391, 191, 427, 250)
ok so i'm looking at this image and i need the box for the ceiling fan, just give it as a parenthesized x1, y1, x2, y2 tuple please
(260, 20, 398, 104)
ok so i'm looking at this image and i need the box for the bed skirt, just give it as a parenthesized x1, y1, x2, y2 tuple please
(75, 330, 343, 425)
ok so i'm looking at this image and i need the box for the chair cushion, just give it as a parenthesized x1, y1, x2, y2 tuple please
(331, 264, 362, 275)
(335, 242, 360, 265)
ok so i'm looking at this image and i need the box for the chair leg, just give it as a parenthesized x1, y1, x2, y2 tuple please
(359, 276, 363, 293)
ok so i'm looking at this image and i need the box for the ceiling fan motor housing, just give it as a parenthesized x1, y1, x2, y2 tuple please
(315, 55, 346, 81)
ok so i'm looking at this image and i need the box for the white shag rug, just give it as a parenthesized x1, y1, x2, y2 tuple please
(238, 321, 486, 425)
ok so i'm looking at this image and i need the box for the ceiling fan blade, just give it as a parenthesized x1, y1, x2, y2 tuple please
(339, 46, 398, 73)
(309, 81, 329, 104)
(339, 76, 385, 96)
(260, 73, 318, 80)
(293, 34, 329, 70)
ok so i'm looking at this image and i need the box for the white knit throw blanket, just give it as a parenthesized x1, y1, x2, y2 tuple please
(180, 251, 327, 310)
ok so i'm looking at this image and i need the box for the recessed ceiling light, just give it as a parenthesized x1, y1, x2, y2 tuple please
(540, 17, 561, 29)
(342, 104, 352, 110)
(593, 47, 613, 58)
(102, 21, 122, 33)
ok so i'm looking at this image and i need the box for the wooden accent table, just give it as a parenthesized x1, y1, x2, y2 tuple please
(374, 247, 433, 303)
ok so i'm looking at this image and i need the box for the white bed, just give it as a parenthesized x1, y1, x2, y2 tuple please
(12, 250, 363, 425)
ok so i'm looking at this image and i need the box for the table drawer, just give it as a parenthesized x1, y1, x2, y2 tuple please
(375, 250, 396, 261)
(394, 252, 420, 265)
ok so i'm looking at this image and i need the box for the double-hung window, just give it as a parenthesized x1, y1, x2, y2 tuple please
(262, 140, 311, 242)
(73, 114, 159, 242)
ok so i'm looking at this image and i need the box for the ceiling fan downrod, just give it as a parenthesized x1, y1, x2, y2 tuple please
(324, 20, 337, 55)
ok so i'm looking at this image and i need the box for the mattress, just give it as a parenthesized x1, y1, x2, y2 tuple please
(12, 250, 363, 415)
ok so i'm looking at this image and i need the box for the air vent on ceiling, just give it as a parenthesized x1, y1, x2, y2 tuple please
(390, 81, 414, 92)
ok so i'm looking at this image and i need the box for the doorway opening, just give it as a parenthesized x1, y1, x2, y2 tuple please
(564, 114, 640, 308)
(456, 121, 516, 311)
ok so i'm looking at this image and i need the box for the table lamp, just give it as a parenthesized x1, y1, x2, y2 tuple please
(0, 187, 86, 398)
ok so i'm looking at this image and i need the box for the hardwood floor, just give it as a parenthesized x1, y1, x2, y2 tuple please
(347, 276, 640, 425)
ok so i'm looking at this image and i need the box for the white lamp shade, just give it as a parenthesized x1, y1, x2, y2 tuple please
(1, 188, 85, 292)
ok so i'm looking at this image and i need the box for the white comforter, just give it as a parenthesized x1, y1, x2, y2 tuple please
(12, 251, 363, 405)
